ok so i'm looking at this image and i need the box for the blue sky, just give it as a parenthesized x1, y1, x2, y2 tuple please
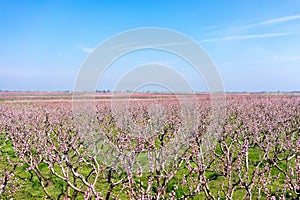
(1, 0, 300, 92)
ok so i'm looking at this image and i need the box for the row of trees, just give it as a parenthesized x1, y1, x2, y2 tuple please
(0, 95, 299, 199)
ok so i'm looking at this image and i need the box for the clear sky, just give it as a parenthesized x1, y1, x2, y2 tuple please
(1, 0, 300, 92)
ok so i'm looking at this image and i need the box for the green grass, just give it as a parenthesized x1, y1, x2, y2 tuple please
(0, 131, 298, 199)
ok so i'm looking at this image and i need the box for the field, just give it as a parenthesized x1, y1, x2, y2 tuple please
(0, 92, 299, 199)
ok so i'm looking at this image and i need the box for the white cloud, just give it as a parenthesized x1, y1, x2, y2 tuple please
(82, 47, 94, 53)
(235, 14, 300, 30)
(204, 14, 300, 36)
(116, 41, 195, 51)
(202, 32, 292, 43)
(84, 42, 194, 52)
(259, 14, 300, 25)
